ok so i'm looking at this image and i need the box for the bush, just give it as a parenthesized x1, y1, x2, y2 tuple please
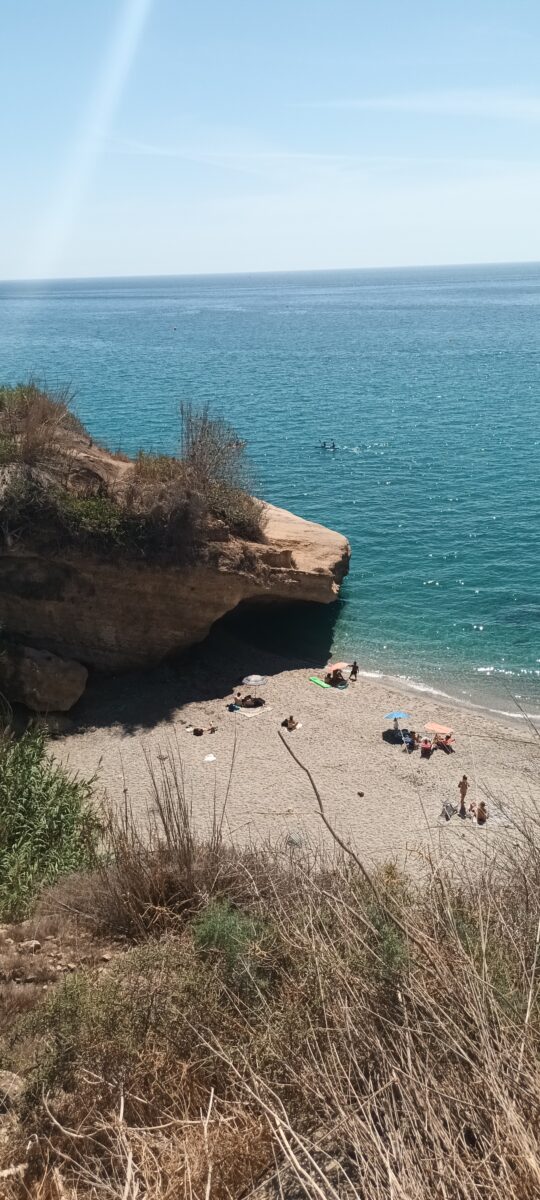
(0, 381, 84, 466)
(26, 938, 226, 1099)
(193, 900, 260, 972)
(0, 385, 265, 564)
(0, 730, 101, 920)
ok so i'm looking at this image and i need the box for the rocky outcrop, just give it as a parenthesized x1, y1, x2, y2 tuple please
(0, 503, 349, 672)
(0, 399, 350, 672)
(0, 643, 88, 711)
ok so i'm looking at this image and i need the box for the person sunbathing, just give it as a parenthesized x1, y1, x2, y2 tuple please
(420, 738, 433, 758)
(325, 668, 346, 686)
(434, 732, 454, 753)
(281, 715, 298, 731)
(241, 695, 265, 709)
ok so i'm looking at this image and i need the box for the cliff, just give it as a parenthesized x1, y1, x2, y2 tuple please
(0, 388, 349, 678)
(0, 502, 349, 672)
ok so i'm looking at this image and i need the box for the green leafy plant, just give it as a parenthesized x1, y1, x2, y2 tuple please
(0, 729, 101, 920)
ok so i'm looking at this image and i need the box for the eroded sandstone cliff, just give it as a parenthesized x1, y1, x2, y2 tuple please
(0, 390, 350, 678)
(0, 502, 349, 672)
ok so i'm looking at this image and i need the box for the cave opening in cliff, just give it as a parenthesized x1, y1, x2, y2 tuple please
(207, 597, 344, 670)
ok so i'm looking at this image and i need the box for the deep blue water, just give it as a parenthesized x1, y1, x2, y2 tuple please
(0, 264, 539, 717)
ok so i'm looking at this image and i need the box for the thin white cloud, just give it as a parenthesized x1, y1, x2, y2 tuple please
(109, 137, 535, 176)
(110, 137, 358, 165)
(307, 88, 540, 121)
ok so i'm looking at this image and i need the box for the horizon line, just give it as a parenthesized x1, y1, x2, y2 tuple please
(1, 258, 539, 286)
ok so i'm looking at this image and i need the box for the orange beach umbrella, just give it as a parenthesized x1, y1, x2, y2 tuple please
(328, 662, 349, 671)
(425, 722, 453, 735)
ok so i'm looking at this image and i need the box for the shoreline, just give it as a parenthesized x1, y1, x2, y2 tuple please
(353, 665, 539, 725)
(53, 628, 540, 867)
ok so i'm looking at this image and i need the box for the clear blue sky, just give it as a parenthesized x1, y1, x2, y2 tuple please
(2, 0, 540, 278)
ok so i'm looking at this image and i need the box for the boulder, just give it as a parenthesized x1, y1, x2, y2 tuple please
(0, 643, 87, 711)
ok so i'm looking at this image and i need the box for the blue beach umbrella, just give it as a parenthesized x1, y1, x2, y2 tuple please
(384, 711, 410, 721)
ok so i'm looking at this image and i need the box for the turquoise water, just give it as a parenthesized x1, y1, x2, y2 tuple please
(0, 264, 539, 717)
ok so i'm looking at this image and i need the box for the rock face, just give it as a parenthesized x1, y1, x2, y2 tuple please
(0, 643, 88, 711)
(0, 503, 350, 672)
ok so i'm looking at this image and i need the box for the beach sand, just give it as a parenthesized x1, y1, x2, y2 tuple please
(54, 629, 540, 868)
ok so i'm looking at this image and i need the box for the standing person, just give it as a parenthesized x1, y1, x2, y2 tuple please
(350, 660, 359, 681)
(458, 775, 468, 816)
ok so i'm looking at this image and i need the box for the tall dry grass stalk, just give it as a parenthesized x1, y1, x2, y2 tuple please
(0, 382, 84, 467)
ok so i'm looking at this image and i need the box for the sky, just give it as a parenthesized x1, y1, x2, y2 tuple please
(1, 0, 540, 278)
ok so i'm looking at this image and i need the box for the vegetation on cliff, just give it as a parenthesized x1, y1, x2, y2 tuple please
(1, 734, 540, 1198)
(0, 383, 264, 563)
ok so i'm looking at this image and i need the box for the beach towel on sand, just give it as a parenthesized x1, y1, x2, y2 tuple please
(310, 676, 331, 688)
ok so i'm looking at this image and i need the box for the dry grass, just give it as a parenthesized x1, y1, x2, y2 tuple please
(0, 382, 85, 468)
(1, 737, 539, 1198)
(0, 385, 264, 561)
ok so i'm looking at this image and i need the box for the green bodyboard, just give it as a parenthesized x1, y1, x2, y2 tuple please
(310, 676, 331, 688)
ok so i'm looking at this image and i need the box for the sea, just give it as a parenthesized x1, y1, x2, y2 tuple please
(0, 263, 538, 719)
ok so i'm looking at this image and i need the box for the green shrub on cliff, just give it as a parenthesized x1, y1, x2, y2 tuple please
(0, 729, 100, 920)
(0, 384, 264, 562)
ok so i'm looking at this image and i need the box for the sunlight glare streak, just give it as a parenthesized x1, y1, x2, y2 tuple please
(27, 0, 154, 279)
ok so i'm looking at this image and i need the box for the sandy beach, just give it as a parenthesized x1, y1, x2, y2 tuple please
(51, 627, 540, 868)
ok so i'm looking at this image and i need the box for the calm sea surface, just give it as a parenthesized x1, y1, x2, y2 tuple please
(0, 265, 538, 717)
